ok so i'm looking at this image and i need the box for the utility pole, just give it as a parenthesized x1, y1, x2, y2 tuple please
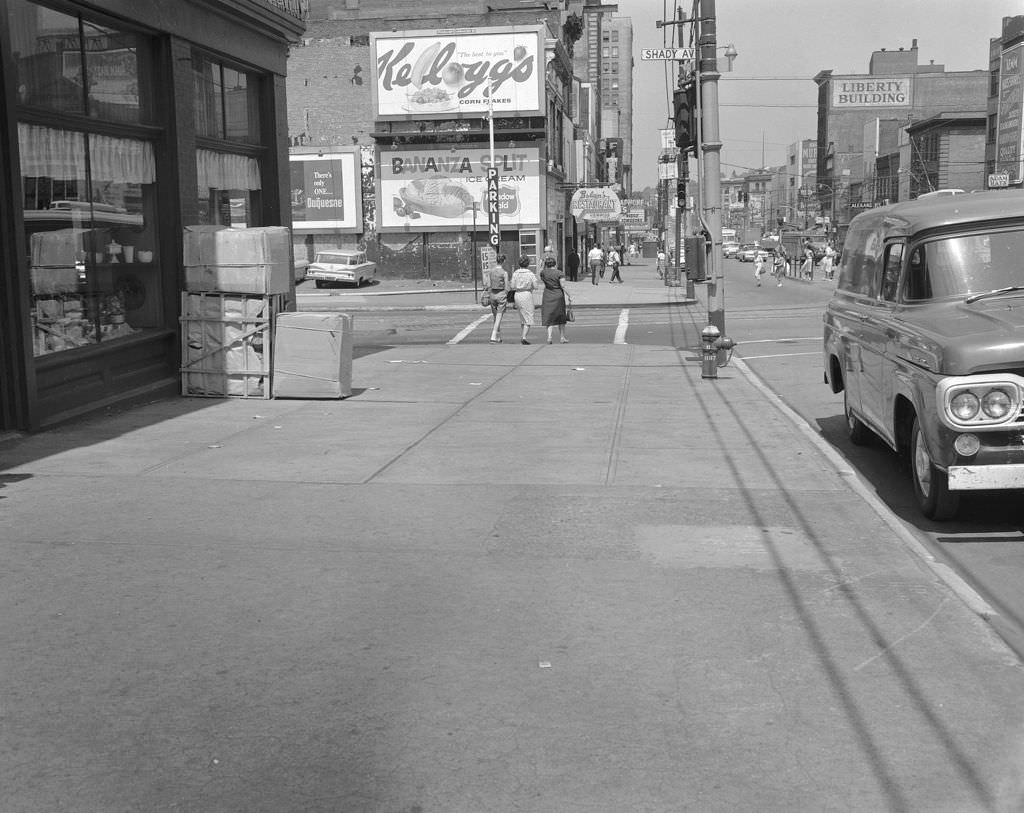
(697, 0, 725, 345)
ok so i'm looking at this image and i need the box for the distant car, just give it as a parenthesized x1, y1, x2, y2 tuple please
(722, 241, 740, 258)
(737, 244, 766, 262)
(305, 250, 376, 288)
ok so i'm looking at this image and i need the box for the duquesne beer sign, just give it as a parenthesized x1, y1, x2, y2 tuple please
(371, 26, 544, 120)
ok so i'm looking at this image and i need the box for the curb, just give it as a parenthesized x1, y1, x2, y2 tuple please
(296, 299, 698, 313)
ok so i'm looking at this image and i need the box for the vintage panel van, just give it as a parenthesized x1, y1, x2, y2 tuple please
(824, 191, 1024, 520)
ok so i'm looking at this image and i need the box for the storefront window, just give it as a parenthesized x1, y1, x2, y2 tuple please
(195, 148, 262, 227)
(20, 125, 161, 357)
(8, 0, 152, 124)
(192, 53, 264, 227)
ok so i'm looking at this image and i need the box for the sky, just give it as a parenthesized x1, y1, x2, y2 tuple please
(627, 0, 1023, 190)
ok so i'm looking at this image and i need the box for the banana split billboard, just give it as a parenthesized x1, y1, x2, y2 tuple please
(378, 145, 542, 232)
(370, 26, 544, 120)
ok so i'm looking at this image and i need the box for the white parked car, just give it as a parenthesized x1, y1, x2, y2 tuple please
(305, 250, 376, 288)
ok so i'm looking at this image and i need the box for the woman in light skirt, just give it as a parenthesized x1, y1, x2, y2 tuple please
(508, 254, 539, 344)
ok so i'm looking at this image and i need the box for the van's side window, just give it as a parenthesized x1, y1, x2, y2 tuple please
(839, 223, 882, 296)
(880, 243, 904, 301)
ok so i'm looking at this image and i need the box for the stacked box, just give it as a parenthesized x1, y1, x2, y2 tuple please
(272, 312, 353, 399)
(30, 229, 88, 295)
(180, 292, 280, 398)
(183, 225, 291, 294)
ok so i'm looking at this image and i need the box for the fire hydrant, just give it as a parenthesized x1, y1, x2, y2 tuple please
(700, 324, 736, 379)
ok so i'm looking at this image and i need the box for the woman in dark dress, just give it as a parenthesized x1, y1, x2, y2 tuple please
(539, 256, 570, 344)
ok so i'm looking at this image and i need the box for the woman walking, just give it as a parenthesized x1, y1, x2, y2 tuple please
(539, 256, 570, 344)
(509, 255, 539, 344)
(486, 253, 509, 343)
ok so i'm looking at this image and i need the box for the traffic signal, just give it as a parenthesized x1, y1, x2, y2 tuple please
(673, 80, 697, 153)
(676, 179, 686, 209)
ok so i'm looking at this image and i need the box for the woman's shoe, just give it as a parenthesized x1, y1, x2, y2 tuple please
(521, 339, 530, 345)
(560, 338, 570, 343)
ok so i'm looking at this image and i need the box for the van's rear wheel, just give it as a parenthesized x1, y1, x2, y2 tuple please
(910, 417, 960, 521)
(845, 390, 871, 446)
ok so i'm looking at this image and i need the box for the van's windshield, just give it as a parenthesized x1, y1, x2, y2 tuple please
(904, 229, 1024, 301)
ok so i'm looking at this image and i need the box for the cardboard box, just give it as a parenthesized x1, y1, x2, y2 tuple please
(184, 262, 291, 295)
(180, 292, 280, 399)
(183, 225, 291, 267)
(272, 312, 353, 399)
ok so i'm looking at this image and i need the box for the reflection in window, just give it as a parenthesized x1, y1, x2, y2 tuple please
(196, 149, 262, 228)
(19, 125, 160, 356)
(906, 231, 1024, 301)
(193, 54, 260, 143)
(7, 0, 149, 123)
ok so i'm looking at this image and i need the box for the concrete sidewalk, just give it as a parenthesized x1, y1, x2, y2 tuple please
(1, 323, 1023, 810)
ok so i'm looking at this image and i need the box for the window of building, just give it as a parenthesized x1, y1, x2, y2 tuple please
(10, 0, 164, 358)
(9, 2, 154, 124)
(611, 47, 619, 59)
(193, 52, 265, 227)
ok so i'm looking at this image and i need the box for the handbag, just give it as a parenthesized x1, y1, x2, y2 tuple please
(565, 296, 574, 322)
(480, 290, 491, 307)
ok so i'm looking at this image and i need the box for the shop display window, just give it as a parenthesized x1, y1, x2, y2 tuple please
(195, 150, 263, 228)
(20, 125, 162, 357)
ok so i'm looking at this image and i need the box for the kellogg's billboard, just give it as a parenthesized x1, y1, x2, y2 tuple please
(370, 26, 544, 120)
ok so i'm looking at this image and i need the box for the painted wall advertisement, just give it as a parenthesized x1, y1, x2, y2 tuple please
(377, 145, 542, 232)
(289, 149, 363, 233)
(996, 43, 1024, 183)
(831, 77, 911, 108)
(371, 26, 544, 120)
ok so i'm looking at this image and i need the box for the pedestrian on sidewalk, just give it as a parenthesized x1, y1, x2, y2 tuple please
(587, 243, 604, 285)
(821, 242, 836, 280)
(799, 239, 815, 280)
(656, 247, 666, 279)
(540, 256, 570, 344)
(772, 247, 788, 287)
(608, 245, 623, 283)
(509, 254, 539, 344)
(567, 247, 580, 282)
(753, 251, 766, 286)
(486, 253, 510, 343)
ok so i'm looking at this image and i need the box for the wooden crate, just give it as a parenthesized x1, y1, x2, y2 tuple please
(179, 292, 281, 398)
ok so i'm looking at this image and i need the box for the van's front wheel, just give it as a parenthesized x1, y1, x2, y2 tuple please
(910, 417, 960, 521)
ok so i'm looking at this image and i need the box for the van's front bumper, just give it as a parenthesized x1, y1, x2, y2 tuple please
(948, 463, 1024, 490)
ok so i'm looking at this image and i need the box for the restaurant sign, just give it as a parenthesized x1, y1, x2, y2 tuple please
(570, 187, 621, 222)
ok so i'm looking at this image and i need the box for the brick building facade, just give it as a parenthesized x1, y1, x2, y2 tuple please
(814, 40, 988, 235)
(286, 0, 583, 278)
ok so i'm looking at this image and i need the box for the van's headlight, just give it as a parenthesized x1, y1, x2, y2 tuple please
(938, 377, 1024, 428)
(982, 388, 1012, 419)
(950, 391, 979, 420)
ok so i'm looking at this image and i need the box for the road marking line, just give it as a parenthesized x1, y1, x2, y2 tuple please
(447, 314, 490, 345)
(614, 309, 629, 344)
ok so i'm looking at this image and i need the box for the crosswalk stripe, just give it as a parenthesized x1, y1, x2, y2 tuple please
(448, 314, 490, 344)
(614, 309, 629, 344)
